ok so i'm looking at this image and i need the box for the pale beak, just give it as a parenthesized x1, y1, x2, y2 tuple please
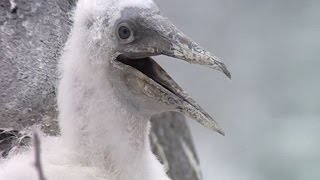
(115, 14, 230, 135)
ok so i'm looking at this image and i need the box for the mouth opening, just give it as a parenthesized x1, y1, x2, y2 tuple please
(116, 55, 157, 80)
(116, 54, 176, 94)
(116, 54, 225, 135)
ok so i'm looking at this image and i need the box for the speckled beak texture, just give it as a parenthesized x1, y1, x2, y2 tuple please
(155, 16, 231, 79)
(115, 12, 230, 135)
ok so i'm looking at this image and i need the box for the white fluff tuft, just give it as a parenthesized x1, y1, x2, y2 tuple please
(77, 0, 155, 16)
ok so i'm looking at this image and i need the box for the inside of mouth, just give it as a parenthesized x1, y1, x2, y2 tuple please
(116, 55, 156, 79)
(116, 55, 181, 97)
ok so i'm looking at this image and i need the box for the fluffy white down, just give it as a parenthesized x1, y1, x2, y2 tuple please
(0, 137, 169, 180)
(78, 0, 154, 10)
(0, 0, 171, 180)
(0, 137, 107, 180)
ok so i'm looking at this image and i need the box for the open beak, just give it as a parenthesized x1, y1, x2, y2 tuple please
(114, 14, 230, 136)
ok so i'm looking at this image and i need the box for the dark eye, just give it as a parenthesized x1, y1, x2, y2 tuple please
(118, 26, 131, 40)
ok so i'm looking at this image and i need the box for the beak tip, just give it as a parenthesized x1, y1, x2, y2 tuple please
(216, 61, 231, 79)
(217, 129, 225, 136)
(224, 69, 232, 79)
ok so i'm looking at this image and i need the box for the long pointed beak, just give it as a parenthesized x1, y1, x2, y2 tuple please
(115, 13, 230, 135)
(148, 15, 231, 79)
(161, 27, 231, 79)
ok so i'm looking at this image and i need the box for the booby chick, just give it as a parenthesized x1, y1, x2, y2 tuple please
(0, 0, 230, 179)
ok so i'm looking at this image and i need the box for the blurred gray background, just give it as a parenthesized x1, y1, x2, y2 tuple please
(156, 0, 320, 180)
